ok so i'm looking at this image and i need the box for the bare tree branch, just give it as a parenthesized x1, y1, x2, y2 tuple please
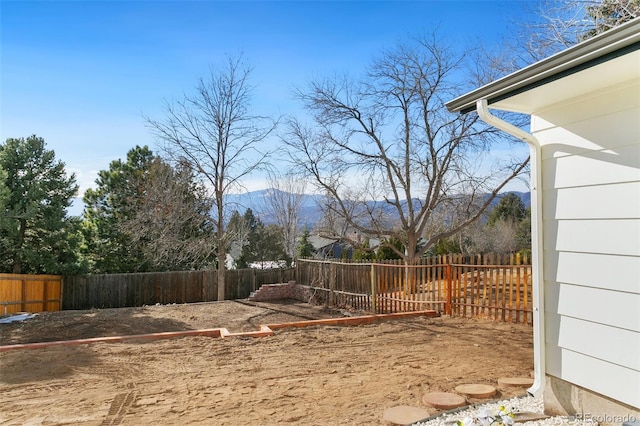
(282, 33, 529, 263)
(508, 0, 639, 65)
(261, 172, 307, 264)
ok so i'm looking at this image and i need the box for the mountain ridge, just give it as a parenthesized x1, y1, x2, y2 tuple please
(70, 189, 531, 227)
(226, 189, 531, 227)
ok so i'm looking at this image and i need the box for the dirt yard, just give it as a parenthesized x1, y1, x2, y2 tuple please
(0, 300, 533, 425)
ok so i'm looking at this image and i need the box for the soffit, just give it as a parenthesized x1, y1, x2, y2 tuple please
(490, 49, 640, 114)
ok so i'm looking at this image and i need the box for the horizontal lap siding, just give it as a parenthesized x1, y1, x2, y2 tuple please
(535, 81, 640, 407)
(546, 345, 640, 409)
(541, 144, 640, 189)
(544, 182, 640, 220)
(545, 252, 640, 294)
(545, 281, 640, 332)
(545, 312, 639, 371)
(543, 219, 640, 256)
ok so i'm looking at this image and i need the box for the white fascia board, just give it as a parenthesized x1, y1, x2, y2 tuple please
(446, 18, 640, 114)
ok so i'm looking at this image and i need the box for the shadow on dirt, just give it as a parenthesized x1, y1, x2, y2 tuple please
(0, 308, 199, 384)
(0, 345, 94, 384)
(0, 307, 198, 346)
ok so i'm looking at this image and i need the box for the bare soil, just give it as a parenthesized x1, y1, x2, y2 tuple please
(0, 300, 533, 425)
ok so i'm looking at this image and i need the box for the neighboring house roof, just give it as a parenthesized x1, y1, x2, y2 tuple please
(446, 18, 640, 115)
(308, 235, 339, 251)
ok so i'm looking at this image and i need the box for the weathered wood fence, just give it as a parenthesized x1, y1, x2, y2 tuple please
(296, 253, 533, 324)
(62, 267, 294, 310)
(0, 274, 62, 315)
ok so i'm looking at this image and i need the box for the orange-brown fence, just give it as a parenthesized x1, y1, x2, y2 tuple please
(296, 253, 533, 324)
(0, 274, 63, 315)
(450, 255, 532, 324)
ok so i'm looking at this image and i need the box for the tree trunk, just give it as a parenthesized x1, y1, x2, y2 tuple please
(217, 246, 226, 301)
(216, 195, 226, 301)
(12, 218, 27, 274)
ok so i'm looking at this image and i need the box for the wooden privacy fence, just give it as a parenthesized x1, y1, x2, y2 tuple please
(63, 267, 294, 310)
(0, 274, 62, 315)
(296, 253, 533, 324)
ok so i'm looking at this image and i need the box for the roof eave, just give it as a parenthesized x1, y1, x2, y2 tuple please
(446, 18, 640, 114)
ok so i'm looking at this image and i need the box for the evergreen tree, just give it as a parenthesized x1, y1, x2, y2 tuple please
(0, 169, 10, 258)
(432, 238, 461, 256)
(253, 224, 289, 268)
(352, 237, 374, 261)
(487, 193, 527, 226)
(235, 209, 261, 269)
(296, 229, 315, 259)
(0, 135, 84, 274)
(83, 146, 213, 272)
(232, 209, 288, 268)
(376, 237, 404, 261)
(82, 146, 155, 273)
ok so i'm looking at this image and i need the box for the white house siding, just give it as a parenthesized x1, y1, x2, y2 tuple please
(531, 81, 640, 408)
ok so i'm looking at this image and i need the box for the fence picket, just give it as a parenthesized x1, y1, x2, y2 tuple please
(296, 253, 532, 325)
(56, 268, 293, 310)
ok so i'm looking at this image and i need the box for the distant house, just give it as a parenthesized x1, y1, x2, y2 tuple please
(308, 234, 353, 259)
(447, 19, 639, 423)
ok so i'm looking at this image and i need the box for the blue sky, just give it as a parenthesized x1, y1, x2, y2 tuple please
(1, 1, 531, 204)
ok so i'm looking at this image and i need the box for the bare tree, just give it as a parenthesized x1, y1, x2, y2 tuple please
(119, 158, 216, 271)
(262, 172, 307, 264)
(283, 33, 529, 265)
(146, 55, 277, 300)
(510, 0, 639, 64)
(465, 219, 518, 254)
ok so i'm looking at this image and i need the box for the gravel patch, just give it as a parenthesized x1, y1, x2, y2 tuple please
(414, 395, 599, 426)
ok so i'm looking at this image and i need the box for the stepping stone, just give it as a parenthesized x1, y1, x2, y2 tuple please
(497, 377, 535, 388)
(422, 392, 467, 410)
(382, 405, 430, 425)
(454, 383, 497, 399)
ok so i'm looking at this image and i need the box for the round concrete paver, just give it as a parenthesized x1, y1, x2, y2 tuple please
(454, 383, 497, 399)
(497, 377, 535, 388)
(382, 405, 430, 425)
(422, 392, 467, 410)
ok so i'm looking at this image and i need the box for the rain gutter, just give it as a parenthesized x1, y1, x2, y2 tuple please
(475, 99, 545, 397)
(446, 18, 640, 114)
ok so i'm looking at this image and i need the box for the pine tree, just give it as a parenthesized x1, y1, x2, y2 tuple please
(82, 146, 155, 273)
(0, 135, 84, 274)
(296, 229, 315, 259)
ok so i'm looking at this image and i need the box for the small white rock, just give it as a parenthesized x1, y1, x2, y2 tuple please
(413, 395, 598, 426)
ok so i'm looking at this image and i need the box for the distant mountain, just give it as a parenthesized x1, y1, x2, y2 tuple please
(226, 189, 531, 227)
(225, 189, 324, 228)
(70, 189, 530, 226)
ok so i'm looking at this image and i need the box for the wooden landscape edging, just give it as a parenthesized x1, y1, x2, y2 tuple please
(0, 310, 437, 352)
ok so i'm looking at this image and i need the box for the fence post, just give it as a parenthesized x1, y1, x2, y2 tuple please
(370, 263, 377, 314)
(329, 262, 336, 307)
(445, 263, 452, 315)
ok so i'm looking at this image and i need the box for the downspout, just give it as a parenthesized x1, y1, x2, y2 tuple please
(475, 99, 546, 397)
